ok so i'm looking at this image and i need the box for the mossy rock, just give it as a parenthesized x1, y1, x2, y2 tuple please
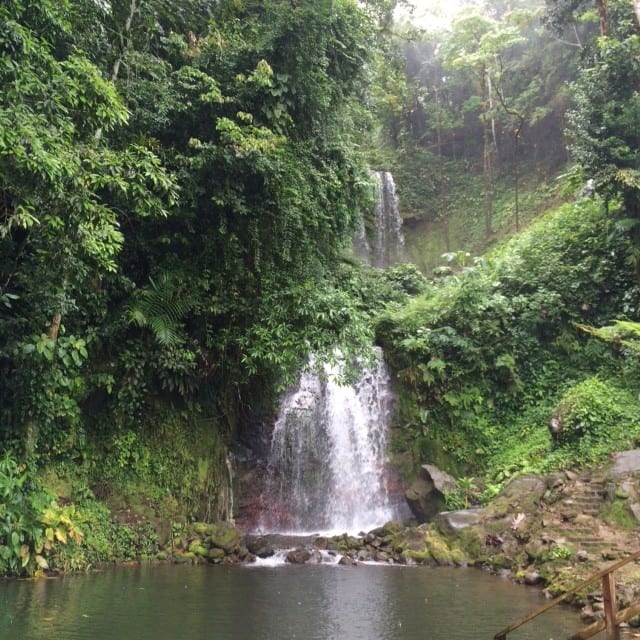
(173, 552, 196, 564)
(424, 529, 455, 565)
(371, 521, 404, 537)
(390, 527, 428, 554)
(457, 529, 484, 560)
(402, 549, 433, 564)
(207, 547, 226, 562)
(600, 499, 637, 530)
(447, 542, 467, 566)
(208, 522, 243, 554)
(191, 522, 213, 537)
(334, 535, 364, 552)
(484, 474, 546, 519)
(485, 553, 513, 570)
(544, 567, 592, 602)
(188, 539, 208, 557)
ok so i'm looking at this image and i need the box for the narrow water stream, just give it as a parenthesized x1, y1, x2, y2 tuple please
(0, 563, 590, 640)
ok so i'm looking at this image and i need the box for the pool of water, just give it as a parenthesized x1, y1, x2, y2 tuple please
(0, 563, 591, 640)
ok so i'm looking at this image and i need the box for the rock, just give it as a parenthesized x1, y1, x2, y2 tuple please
(286, 547, 311, 564)
(245, 535, 274, 558)
(435, 509, 483, 535)
(188, 539, 208, 557)
(577, 550, 589, 562)
(630, 502, 640, 523)
(390, 527, 429, 553)
(208, 522, 243, 554)
(207, 547, 226, 562)
(369, 521, 404, 537)
(405, 464, 457, 523)
(610, 450, 640, 478)
(485, 474, 546, 519)
(524, 571, 542, 586)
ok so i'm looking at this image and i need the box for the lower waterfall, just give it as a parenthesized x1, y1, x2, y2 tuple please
(258, 352, 400, 535)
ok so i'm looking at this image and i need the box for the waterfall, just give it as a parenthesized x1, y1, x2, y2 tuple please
(354, 171, 405, 268)
(259, 352, 398, 535)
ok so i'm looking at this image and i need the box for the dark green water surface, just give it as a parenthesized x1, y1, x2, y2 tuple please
(0, 563, 590, 640)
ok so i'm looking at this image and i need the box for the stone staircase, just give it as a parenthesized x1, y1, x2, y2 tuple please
(556, 476, 623, 556)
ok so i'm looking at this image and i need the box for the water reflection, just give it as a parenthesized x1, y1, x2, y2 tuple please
(0, 564, 588, 640)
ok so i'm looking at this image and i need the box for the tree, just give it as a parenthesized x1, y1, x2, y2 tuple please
(442, 10, 525, 236)
(549, 0, 640, 277)
(0, 0, 176, 452)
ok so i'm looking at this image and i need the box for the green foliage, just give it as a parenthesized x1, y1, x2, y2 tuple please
(378, 196, 637, 476)
(0, 452, 83, 576)
(551, 377, 636, 446)
(600, 499, 637, 531)
(549, 544, 574, 560)
(445, 476, 479, 510)
(91, 413, 231, 523)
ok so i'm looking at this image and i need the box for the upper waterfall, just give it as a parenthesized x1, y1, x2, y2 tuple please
(354, 170, 405, 268)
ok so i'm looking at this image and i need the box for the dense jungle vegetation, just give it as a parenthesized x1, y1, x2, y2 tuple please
(1, 0, 640, 576)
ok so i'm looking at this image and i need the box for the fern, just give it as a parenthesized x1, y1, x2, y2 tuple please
(576, 320, 640, 352)
(126, 274, 194, 347)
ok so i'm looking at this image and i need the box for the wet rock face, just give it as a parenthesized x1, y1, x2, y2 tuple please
(245, 535, 275, 558)
(405, 464, 457, 523)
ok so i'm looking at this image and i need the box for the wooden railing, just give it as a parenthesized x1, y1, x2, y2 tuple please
(494, 548, 640, 640)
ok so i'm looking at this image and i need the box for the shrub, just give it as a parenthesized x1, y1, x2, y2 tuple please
(550, 377, 634, 447)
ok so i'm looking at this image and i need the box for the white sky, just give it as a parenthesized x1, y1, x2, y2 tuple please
(395, 0, 476, 29)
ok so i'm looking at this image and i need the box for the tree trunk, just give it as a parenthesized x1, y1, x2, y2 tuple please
(486, 70, 499, 159)
(482, 66, 494, 237)
(483, 118, 494, 237)
(596, 0, 609, 36)
(634, 0, 640, 30)
(95, 0, 140, 141)
(48, 312, 62, 341)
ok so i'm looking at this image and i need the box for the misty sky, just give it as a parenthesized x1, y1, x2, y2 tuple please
(397, 0, 473, 28)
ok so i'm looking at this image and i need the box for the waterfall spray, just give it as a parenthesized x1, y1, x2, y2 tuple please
(259, 351, 398, 535)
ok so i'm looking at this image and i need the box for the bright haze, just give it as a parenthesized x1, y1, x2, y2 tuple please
(395, 0, 479, 29)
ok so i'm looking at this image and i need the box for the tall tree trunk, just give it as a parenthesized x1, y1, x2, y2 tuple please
(483, 116, 494, 237)
(486, 70, 499, 158)
(95, 0, 140, 141)
(596, 0, 609, 36)
(634, 0, 640, 30)
(482, 66, 494, 237)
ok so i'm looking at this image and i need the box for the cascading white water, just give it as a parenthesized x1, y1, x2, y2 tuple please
(259, 352, 397, 535)
(354, 171, 405, 268)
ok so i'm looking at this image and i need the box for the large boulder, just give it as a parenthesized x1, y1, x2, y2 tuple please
(405, 464, 457, 523)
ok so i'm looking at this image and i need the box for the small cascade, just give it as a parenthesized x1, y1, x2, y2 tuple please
(354, 171, 405, 268)
(259, 352, 398, 535)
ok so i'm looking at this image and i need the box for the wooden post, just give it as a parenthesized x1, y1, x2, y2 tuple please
(602, 572, 619, 640)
